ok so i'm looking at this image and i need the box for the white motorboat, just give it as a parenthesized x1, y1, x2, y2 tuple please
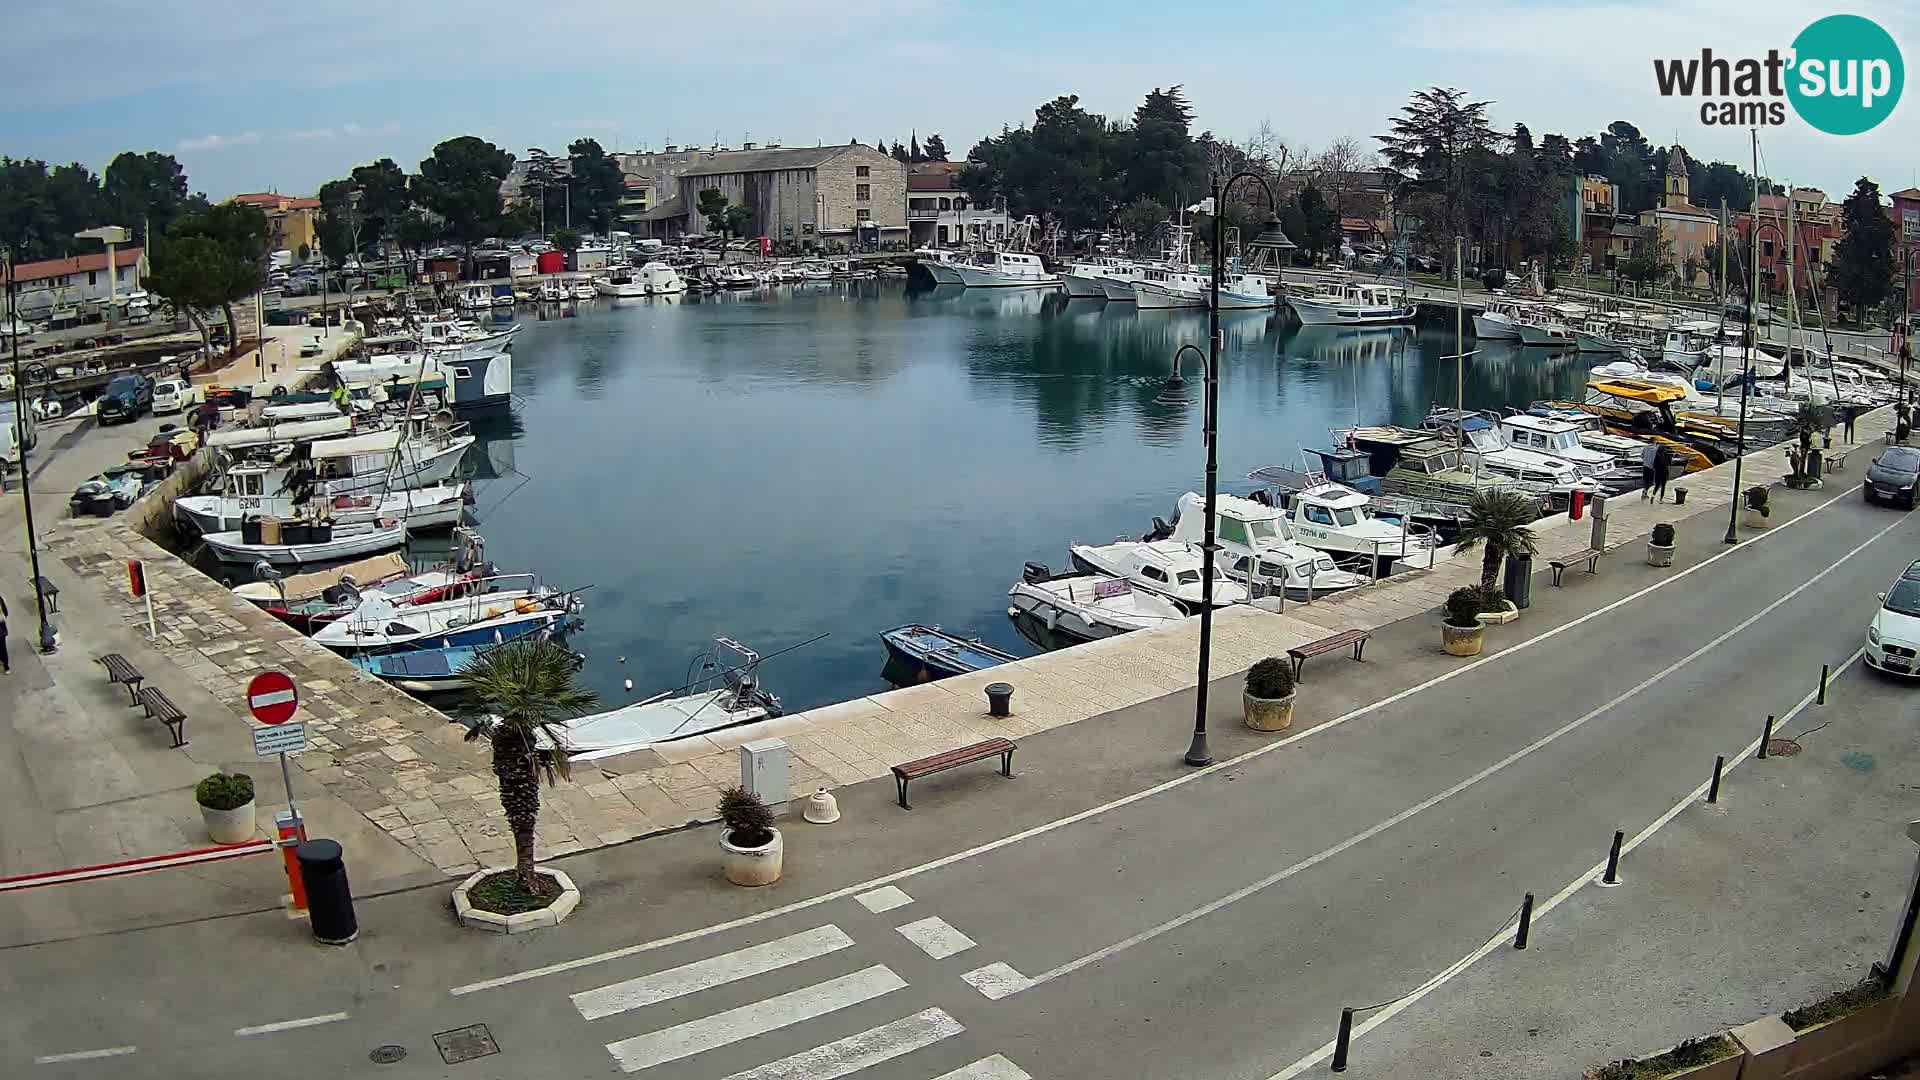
(1216, 271, 1275, 310)
(595, 268, 648, 298)
(459, 284, 494, 311)
(1133, 265, 1210, 309)
(303, 418, 475, 495)
(569, 278, 597, 301)
(546, 639, 782, 761)
(1098, 270, 1140, 302)
(1421, 411, 1603, 501)
(914, 247, 968, 286)
(1068, 538, 1248, 613)
(202, 517, 408, 566)
(1287, 282, 1416, 326)
(1245, 470, 1438, 568)
(639, 261, 686, 295)
(951, 251, 1061, 289)
(1008, 564, 1186, 646)
(1062, 257, 1131, 299)
(312, 576, 582, 653)
(175, 457, 466, 534)
(1472, 298, 1525, 340)
(718, 266, 758, 289)
(539, 281, 566, 303)
(1167, 492, 1369, 598)
(1496, 413, 1642, 490)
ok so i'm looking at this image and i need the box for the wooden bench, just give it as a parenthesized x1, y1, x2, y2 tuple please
(136, 686, 188, 748)
(892, 738, 1016, 810)
(97, 653, 145, 704)
(1825, 453, 1846, 473)
(30, 575, 58, 614)
(1286, 629, 1372, 679)
(1549, 548, 1603, 586)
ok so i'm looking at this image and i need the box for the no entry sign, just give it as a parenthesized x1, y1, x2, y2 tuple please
(246, 671, 299, 725)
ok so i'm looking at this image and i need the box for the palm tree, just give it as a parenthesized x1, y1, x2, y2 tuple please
(462, 640, 598, 889)
(1453, 489, 1541, 592)
(1786, 400, 1835, 479)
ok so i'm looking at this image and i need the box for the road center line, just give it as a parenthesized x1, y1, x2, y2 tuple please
(1266, 648, 1865, 1079)
(449, 481, 1866, 997)
(34, 1046, 138, 1064)
(233, 1012, 350, 1037)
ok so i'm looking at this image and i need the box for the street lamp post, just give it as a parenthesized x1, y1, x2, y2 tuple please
(1726, 133, 1762, 546)
(1184, 170, 1282, 768)
(5, 251, 58, 653)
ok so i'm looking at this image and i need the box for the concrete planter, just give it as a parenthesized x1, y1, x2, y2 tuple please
(1243, 690, 1296, 732)
(722, 827, 784, 886)
(1476, 600, 1519, 626)
(1647, 542, 1675, 567)
(452, 867, 581, 933)
(1743, 508, 1772, 530)
(1442, 622, 1485, 656)
(200, 799, 257, 845)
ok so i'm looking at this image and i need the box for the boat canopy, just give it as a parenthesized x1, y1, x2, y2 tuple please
(206, 415, 352, 448)
(1588, 378, 1689, 403)
(237, 552, 411, 604)
(310, 429, 403, 460)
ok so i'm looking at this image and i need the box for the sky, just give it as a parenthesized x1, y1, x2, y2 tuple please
(1, 0, 1914, 202)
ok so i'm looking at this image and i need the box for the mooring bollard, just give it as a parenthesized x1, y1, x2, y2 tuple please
(1600, 830, 1625, 886)
(1818, 663, 1829, 705)
(1515, 892, 1534, 950)
(1331, 1007, 1355, 1072)
(1707, 754, 1725, 804)
(1759, 714, 1775, 759)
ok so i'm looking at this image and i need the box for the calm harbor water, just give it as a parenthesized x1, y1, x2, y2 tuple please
(460, 283, 1594, 713)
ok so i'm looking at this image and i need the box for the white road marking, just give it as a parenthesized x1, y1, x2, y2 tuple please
(572, 925, 854, 1021)
(960, 962, 1033, 1000)
(604, 964, 906, 1073)
(935, 1055, 1036, 1080)
(895, 915, 976, 960)
(233, 1012, 350, 1037)
(449, 480, 1869, 998)
(854, 885, 914, 913)
(34, 1046, 138, 1064)
(1016, 513, 1905, 995)
(1265, 650, 1866, 1079)
(717, 1007, 962, 1080)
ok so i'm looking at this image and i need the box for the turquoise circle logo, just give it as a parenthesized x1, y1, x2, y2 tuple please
(1788, 15, 1903, 135)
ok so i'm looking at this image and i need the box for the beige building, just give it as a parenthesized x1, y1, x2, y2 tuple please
(675, 144, 906, 249)
(1637, 146, 1718, 283)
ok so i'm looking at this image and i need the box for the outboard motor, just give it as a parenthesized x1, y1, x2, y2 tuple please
(1140, 516, 1174, 542)
(1023, 561, 1051, 585)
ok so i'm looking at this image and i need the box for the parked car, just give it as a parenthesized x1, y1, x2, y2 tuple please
(299, 334, 324, 357)
(151, 378, 198, 415)
(1864, 445, 1920, 509)
(96, 374, 152, 425)
(1866, 560, 1920, 678)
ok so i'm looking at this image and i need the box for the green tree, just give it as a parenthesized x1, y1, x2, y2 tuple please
(962, 95, 1121, 234)
(697, 188, 730, 234)
(522, 147, 566, 233)
(1123, 86, 1205, 207)
(349, 158, 411, 245)
(146, 203, 269, 358)
(1452, 489, 1541, 592)
(1620, 229, 1672, 286)
(1293, 183, 1339, 260)
(1832, 177, 1893, 321)
(414, 136, 513, 262)
(394, 209, 435, 263)
(315, 179, 360, 265)
(1376, 87, 1500, 268)
(461, 640, 598, 890)
(909, 133, 925, 163)
(551, 227, 581, 256)
(923, 133, 949, 162)
(890, 141, 910, 163)
(567, 138, 625, 235)
(1115, 196, 1168, 254)
(102, 151, 190, 243)
(724, 203, 754, 239)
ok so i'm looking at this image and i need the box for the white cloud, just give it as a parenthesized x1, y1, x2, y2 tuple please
(177, 131, 263, 152)
(342, 122, 364, 136)
(281, 128, 337, 142)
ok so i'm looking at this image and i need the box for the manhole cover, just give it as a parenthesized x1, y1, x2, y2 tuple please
(1765, 738, 1803, 757)
(434, 1024, 499, 1065)
(369, 1045, 407, 1065)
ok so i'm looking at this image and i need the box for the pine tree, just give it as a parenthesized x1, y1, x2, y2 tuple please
(1833, 177, 1894, 321)
(890, 141, 911, 163)
(909, 133, 925, 163)
(924, 133, 949, 162)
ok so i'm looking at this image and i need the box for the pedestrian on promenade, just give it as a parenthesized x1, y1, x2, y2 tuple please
(1, 593, 10, 674)
(1652, 443, 1674, 503)
(1844, 404, 1858, 443)
(1640, 441, 1659, 500)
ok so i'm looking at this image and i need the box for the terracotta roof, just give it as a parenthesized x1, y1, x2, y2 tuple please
(2, 246, 145, 284)
(231, 192, 319, 211)
(283, 197, 320, 211)
(907, 172, 959, 192)
(231, 192, 285, 206)
(1889, 187, 1920, 201)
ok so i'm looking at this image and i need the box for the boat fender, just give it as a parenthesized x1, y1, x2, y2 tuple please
(624, 679, 634, 692)
(514, 598, 539, 614)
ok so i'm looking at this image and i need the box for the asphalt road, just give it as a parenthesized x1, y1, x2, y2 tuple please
(3, 480, 1917, 1080)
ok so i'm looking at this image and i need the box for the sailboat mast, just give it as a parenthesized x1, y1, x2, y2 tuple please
(1716, 199, 1729, 410)
(1454, 235, 1464, 447)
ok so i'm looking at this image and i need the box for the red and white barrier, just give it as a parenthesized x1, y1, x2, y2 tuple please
(0, 840, 277, 893)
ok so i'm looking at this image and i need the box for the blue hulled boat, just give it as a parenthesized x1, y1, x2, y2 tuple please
(880, 624, 1017, 684)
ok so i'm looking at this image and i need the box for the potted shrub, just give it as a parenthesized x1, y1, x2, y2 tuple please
(719, 785, 783, 886)
(1453, 489, 1538, 622)
(1783, 401, 1833, 489)
(1442, 587, 1490, 656)
(1243, 657, 1297, 732)
(1742, 485, 1771, 529)
(1647, 522, 1676, 567)
(196, 771, 256, 844)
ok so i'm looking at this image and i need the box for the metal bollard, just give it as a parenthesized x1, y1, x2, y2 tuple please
(1707, 755, 1725, 804)
(1818, 663, 1829, 705)
(1759, 714, 1775, 759)
(1600, 830, 1625, 886)
(985, 682, 1014, 718)
(296, 839, 358, 945)
(1515, 892, 1534, 949)
(1331, 1008, 1355, 1072)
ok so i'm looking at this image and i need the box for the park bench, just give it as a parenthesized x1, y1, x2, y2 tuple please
(96, 653, 145, 704)
(1549, 549, 1603, 586)
(1286, 628, 1372, 680)
(30, 576, 58, 614)
(136, 686, 188, 748)
(892, 737, 1016, 810)
(1825, 452, 1846, 473)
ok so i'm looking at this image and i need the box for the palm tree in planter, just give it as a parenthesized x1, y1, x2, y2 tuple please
(1243, 657, 1297, 732)
(1441, 586, 1495, 656)
(1784, 401, 1835, 488)
(463, 639, 598, 901)
(1452, 489, 1540, 619)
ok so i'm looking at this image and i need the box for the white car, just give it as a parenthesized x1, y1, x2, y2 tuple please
(299, 334, 324, 357)
(151, 378, 198, 415)
(1865, 562, 1920, 678)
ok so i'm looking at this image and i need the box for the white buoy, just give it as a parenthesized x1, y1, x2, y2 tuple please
(623, 678, 634, 691)
(803, 788, 840, 824)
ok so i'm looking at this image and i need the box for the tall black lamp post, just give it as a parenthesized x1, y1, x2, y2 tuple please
(1182, 170, 1282, 768)
(5, 251, 58, 652)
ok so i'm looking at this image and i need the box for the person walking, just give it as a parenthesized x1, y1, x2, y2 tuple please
(1640, 441, 1659, 500)
(1, 593, 10, 675)
(1844, 404, 1858, 443)
(1652, 443, 1675, 503)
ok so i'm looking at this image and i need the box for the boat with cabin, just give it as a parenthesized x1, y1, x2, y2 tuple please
(1063, 257, 1132, 299)
(1243, 468, 1439, 572)
(1068, 538, 1249, 614)
(1421, 409, 1604, 505)
(1287, 281, 1416, 326)
(951, 250, 1061, 289)
(1165, 492, 1368, 598)
(202, 517, 408, 566)
(638, 261, 686, 295)
(174, 457, 466, 535)
(1007, 564, 1186, 649)
(1472, 298, 1526, 340)
(595, 268, 647, 298)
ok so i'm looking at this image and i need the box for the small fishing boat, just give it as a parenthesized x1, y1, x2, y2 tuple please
(69, 467, 146, 516)
(1068, 539, 1249, 614)
(311, 576, 584, 653)
(353, 639, 581, 693)
(1008, 564, 1185, 649)
(235, 534, 492, 633)
(202, 517, 408, 566)
(548, 639, 783, 759)
(880, 624, 1016, 683)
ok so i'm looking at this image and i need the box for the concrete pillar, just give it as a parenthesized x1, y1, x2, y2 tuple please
(1729, 1015, 1795, 1080)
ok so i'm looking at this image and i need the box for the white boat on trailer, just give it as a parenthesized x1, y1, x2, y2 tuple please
(1008, 564, 1185, 647)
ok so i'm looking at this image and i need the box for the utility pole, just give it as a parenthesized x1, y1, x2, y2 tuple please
(6, 251, 58, 653)
(1726, 130, 1759, 546)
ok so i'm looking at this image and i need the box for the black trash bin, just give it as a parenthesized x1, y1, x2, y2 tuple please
(1503, 554, 1534, 611)
(296, 839, 358, 945)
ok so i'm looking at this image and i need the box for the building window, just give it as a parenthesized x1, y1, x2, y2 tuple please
(1761, 239, 1774, 257)
(857, 209, 872, 222)
(856, 184, 870, 202)
(939, 198, 951, 211)
(803, 223, 815, 235)
(88, 271, 98, 286)
(856, 165, 870, 178)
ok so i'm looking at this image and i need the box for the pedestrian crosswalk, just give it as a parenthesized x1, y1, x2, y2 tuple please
(571, 913, 1033, 1078)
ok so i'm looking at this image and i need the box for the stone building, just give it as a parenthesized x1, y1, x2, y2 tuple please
(675, 144, 906, 250)
(232, 192, 322, 262)
(907, 163, 1010, 248)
